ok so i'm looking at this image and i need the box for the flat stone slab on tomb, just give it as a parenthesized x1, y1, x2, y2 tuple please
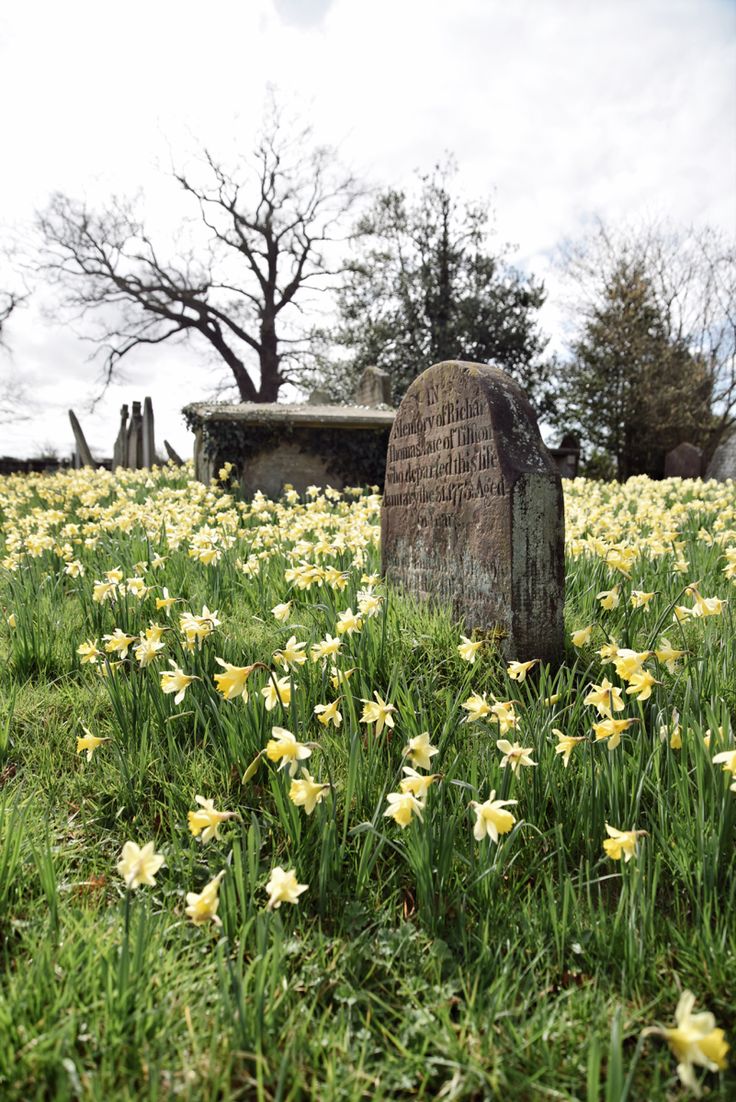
(183, 401, 395, 496)
(381, 361, 564, 664)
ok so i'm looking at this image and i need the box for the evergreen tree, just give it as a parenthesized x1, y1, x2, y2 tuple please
(316, 166, 552, 413)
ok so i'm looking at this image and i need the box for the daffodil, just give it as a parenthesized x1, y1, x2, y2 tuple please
(458, 635, 482, 663)
(654, 637, 685, 672)
(273, 636, 307, 671)
(76, 727, 109, 761)
(602, 823, 645, 862)
(265, 727, 311, 775)
(496, 739, 536, 772)
(630, 589, 654, 609)
(659, 991, 729, 1096)
(625, 669, 659, 700)
(713, 748, 736, 791)
(187, 796, 236, 842)
(584, 678, 625, 717)
(313, 699, 342, 728)
(553, 729, 585, 767)
(134, 635, 165, 668)
(403, 732, 439, 771)
(103, 629, 135, 659)
(289, 771, 330, 814)
(261, 674, 293, 711)
(506, 659, 539, 681)
(310, 634, 342, 663)
(336, 607, 363, 636)
(160, 661, 196, 704)
(470, 791, 518, 842)
(571, 625, 593, 647)
(271, 601, 292, 623)
(155, 587, 178, 614)
(592, 717, 637, 751)
(213, 659, 254, 702)
(265, 866, 308, 909)
(612, 648, 650, 681)
(360, 692, 396, 736)
(596, 586, 620, 611)
(117, 840, 164, 890)
(185, 871, 226, 926)
(400, 767, 439, 798)
(383, 791, 424, 828)
(77, 639, 102, 664)
(490, 700, 518, 735)
(461, 692, 491, 722)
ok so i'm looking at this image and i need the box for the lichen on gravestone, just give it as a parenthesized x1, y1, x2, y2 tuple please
(381, 361, 564, 663)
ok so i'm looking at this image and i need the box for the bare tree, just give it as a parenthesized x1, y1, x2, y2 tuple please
(34, 107, 362, 402)
(557, 220, 736, 463)
(0, 288, 29, 424)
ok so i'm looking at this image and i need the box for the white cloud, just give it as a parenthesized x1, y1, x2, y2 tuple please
(0, 0, 733, 456)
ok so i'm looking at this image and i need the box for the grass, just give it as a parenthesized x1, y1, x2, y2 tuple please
(0, 465, 733, 1100)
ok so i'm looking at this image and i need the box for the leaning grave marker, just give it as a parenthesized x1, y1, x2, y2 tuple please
(381, 361, 564, 663)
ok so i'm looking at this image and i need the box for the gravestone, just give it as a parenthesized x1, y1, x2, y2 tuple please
(184, 400, 394, 495)
(664, 442, 702, 479)
(354, 366, 392, 407)
(68, 410, 95, 468)
(706, 428, 736, 481)
(381, 361, 564, 663)
(142, 396, 155, 468)
(126, 401, 143, 469)
(112, 405, 129, 471)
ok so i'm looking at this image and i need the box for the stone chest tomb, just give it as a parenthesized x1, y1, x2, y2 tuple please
(183, 401, 395, 497)
(381, 361, 564, 663)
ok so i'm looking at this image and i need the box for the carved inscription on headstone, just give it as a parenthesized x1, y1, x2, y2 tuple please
(381, 361, 564, 663)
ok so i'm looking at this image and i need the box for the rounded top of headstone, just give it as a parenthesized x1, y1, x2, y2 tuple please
(393, 361, 556, 477)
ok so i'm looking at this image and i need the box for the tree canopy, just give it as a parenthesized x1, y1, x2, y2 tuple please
(313, 167, 551, 412)
(556, 221, 735, 478)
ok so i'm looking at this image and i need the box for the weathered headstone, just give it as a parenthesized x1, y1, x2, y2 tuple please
(127, 401, 143, 469)
(664, 441, 702, 479)
(164, 439, 185, 467)
(354, 366, 392, 407)
(308, 388, 332, 405)
(112, 404, 129, 471)
(381, 361, 564, 663)
(706, 428, 736, 481)
(142, 396, 155, 468)
(68, 410, 95, 468)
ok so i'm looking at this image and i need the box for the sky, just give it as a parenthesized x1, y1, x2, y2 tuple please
(0, 0, 734, 459)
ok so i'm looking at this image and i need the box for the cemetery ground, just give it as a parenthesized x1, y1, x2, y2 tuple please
(0, 465, 733, 1102)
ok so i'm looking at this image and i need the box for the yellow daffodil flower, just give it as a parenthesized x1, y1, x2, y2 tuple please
(289, 771, 330, 814)
(458, 635, 483, 663)
(470, 791, 518, 843)
(265, 866, 308, 909)
(265, 727, 311, 775)
(360, 692, 396, 736)
(383, 791, 424, 828)
(187, 796, 236, 842)
(186, 871, 226, 926)
(117, 840, 164, 890)
(496, 739, 536, 772)
(602, 823, 645, 862)
(403, 731, 439, 771)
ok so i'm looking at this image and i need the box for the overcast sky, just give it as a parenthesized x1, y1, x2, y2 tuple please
(1, 0, 734, 459)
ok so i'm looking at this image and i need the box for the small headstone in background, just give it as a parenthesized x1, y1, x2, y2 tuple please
(664, 441, 703, 479)
(706, 427, 736, 481)
(68, 410, 95, 468)
(164, 439, 185, 467)
(308, 388, 332, 405)
(112, 404, 129, 471)
(381, 360, 564, 664)
(127, 401, 143, 469)
(142, 396, 155, 468)
(354, 366, 392, 407)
